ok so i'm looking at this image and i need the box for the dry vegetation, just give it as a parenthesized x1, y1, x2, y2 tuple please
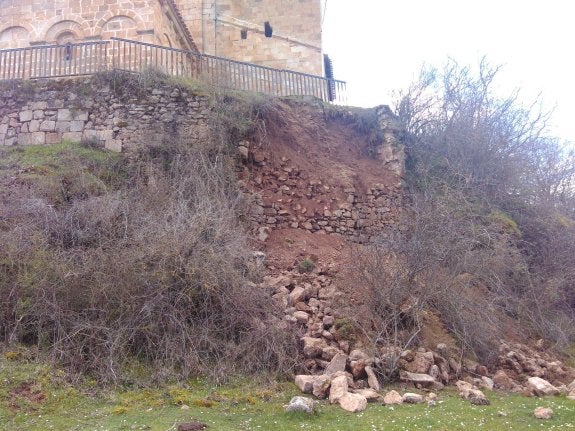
(349, 59, 575, 378)
(0, 79, 298, 385)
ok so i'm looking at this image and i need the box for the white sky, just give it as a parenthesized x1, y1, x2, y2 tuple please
(322, 0, 575, 142)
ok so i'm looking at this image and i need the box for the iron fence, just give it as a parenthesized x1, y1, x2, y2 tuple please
(0, 38, 347, 104)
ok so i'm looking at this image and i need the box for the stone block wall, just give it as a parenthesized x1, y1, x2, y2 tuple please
(0, 0, 187, 49)
(0, 78, 210, 151)
(176, 0, 323, 75)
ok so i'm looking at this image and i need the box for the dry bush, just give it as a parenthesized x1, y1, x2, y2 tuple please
(0, 88, 298, 385)
(387, 58, 575, 357)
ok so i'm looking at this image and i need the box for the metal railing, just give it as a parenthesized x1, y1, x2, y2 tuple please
(0, 38, 347, 104)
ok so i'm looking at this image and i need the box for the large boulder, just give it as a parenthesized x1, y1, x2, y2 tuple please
(312, 375, 331, 399)
(493, 370, 516, 391)
(302, 337, 325, 358)
(401, 351, 434, 374)
(339, 392, 367, 412)
(329, 374, 348, 404)
(401, 371, 435, 386)
(285, 396, 316, 414)
(383, 390, 403, 405)
(527, 377, 560, 396)
(365, 365, 380, 391)
(324, 353, 348, 375)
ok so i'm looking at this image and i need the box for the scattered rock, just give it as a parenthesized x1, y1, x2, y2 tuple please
(527, 377, 560, 396)
(353, 388, 381, 402)
(301, 337, 325, 359)
(339, 392, 368, 412)
(534, 407, 553, 419)
(286, 396, 316, 414)
(295, 375, 317, 394)
(567, 379, 575, 392)
(383, 390, 403, 405)
(480, 376, 494, 391)
(329, 374, 348, 404)
(456, 380, 489, 404)
(493, 370, 516, 391)
(498, 411, 508, 417)
(401, 371, 436, 386)
(177, 422, 207, 431)
(312, 375, 331, 399)
(402, 393, 424, 404)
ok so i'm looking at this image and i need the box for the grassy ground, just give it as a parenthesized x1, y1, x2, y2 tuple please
(1, 355, 574, 431)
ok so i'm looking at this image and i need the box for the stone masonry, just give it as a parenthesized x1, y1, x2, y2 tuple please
(0, 78, 209, 151)
(1, 0, 324, 76)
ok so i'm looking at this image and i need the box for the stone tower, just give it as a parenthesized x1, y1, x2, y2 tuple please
(174, 0, 323, 75)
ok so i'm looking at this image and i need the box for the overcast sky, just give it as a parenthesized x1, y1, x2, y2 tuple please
(322, 0, 574, 143)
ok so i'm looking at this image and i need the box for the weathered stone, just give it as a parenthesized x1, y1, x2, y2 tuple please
(348, 349, 370, 362)
(312, 375, 331, 399)
(286, 396, 316, 414)
(402, 393, 424, 404)
(492, 370, 515, 390)
(402, 351, 434, 374)
(39, 120, 55, 131)
(567, 379, 575, 392)
(177, 421, 207, 431)
(480, 376, 494, 391)
(19, 110, 33, 122)
(289, 286, 305, 305)
(295, 375, 317, 394)
(383, 390, 403, 405)
(527, 377, 560, 396)
(534, 407, 553, 419)
(401, 371, 436, 385)
(353, 388, 381, 402)
(301, 337, 325, 359)
(293, 311, 309, 324)
(365, 365, 380, 391)
(339, 392, 367, 412)
(329, 374, 348, 404)
(324, 353, 347, 375)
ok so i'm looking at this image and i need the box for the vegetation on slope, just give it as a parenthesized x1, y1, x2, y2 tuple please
(0, 86, 297, 385)
(349, 59, 575, 377)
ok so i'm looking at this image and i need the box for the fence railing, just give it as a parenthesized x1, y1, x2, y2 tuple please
(0, 38, 347, 104)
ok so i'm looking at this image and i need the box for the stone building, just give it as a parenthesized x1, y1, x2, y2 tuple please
(0, 0, 323, 75)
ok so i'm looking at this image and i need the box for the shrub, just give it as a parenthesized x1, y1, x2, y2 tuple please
(0, 86, 298, 385)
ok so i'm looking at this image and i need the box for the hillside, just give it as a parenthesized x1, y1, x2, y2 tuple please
(1, 71, 575, 428)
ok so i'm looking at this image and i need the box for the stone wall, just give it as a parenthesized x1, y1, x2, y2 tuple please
(0, 0, 188, 49)
(176, 0, 323, 75)
(0, 78, 210, 151)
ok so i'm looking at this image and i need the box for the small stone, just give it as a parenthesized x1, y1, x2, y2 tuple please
(383, 390, 403, 405)
(402, 393, 424, 404)
(534, 407, 553, 419)
(180, 404, 190, 410)
(286, 396, 316, 414)
(177, 422, 207, 431)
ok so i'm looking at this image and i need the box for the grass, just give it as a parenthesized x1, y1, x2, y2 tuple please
(1, 356, 574, 431)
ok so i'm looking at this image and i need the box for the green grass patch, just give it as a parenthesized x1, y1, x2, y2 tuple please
(2, 357, 574, 430)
